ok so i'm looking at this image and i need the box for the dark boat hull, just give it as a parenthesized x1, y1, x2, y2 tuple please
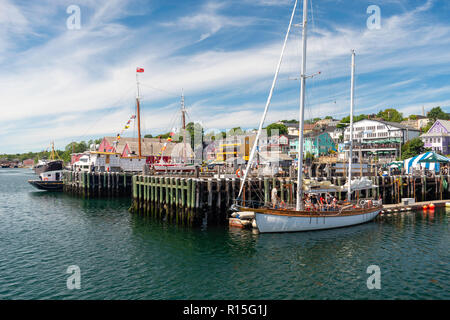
(33, 160, 63, 175)
(28, 180, 63, 191)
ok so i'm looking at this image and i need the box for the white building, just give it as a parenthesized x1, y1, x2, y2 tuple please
(73, 153, 146, 173)
(343, 119, 419, 143)
(340, 119, 420, 164)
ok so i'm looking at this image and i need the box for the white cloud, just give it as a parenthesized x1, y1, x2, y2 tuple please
(162, 1, 258, 41)
(0, 0, 449, 153)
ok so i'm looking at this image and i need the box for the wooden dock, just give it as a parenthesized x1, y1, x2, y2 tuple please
(62, 170, 450, 225)
(62, 171, 134, 197)
(382, 199, 450, 212)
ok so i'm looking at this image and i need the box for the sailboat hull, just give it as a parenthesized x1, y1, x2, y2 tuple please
(254, 209, 380, 233)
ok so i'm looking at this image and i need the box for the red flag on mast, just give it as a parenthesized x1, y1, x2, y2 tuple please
(136, 67, 144, 73)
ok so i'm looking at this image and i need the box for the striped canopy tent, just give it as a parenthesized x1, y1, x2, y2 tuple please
(403, 152, 447, 174)
(417, 152, 450, 163)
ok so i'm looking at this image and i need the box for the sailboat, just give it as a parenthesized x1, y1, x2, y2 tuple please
(151, 92, 196, 173)
(232, 0, 381, 233)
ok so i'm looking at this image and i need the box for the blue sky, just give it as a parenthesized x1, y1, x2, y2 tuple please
(0, 0, 449, 153)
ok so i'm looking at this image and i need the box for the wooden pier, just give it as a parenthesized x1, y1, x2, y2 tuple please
(62, 171, 134, 197)
(62, 170, 450, 225)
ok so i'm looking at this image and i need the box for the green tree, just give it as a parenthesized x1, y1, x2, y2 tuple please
(144, 134, 153, 138)
(377, 108, 404, 122)
(265, 123, 288, 136)
(427, 106, 449, 121)
(421, 120, 433, 133)
(339, 114, 367, 124)
(409, 115, 418, 120)
(281, 119, 298, 124)
(401, 137, 426, 160)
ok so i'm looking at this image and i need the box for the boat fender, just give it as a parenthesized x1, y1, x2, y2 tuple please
(236, 169, 242, 178)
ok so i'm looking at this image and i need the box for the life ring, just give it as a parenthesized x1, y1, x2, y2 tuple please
(43, 177, 48, 181)
(236, 169, 243, 178)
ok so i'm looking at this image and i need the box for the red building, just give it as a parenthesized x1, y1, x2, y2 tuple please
(97, 136, 193, 164)
(22, 159, 35, 166)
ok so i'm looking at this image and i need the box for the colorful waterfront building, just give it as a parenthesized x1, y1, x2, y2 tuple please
(289, 132, 335, 158)
(419, 119, 450, 155)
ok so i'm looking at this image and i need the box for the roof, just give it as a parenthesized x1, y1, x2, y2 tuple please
(434, 119, 450, 133)
(303, 131, 331, 139)
(377, 120, 419, 131)
(354, 119, 419, 131)
(102, 136, 193, 157)
(420, 132, 450, 138)
(303, 123, 316, 130)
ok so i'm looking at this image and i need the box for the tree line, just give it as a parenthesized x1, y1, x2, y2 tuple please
(3, 107, 447, 163)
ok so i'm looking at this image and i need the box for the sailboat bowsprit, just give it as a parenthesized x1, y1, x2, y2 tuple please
(231, 0, 381, 233)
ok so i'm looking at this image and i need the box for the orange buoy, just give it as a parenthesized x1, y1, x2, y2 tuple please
(422, 205, 428, 210)
(429, 203, 435, 209)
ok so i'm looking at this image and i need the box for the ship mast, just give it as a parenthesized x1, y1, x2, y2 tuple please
(347, 50, 355, 201)
(295, 0, 308, 211)
(181, 90, 187, 164)
(136, 70, 142, 158)
(50, 141, 55, 160)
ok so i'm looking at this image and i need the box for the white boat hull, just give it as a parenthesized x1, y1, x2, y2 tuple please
(255, 209, 381, 233)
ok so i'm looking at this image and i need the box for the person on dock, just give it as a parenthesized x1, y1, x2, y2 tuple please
(271, 187, 279, 209)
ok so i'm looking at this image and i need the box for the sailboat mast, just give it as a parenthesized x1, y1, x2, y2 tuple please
(236, 0, 298, 200)
(347, 50, 355, 201)
(295, 0, 308, 211)
(136, 72, 142, 158)
(181, 91, 187, 164)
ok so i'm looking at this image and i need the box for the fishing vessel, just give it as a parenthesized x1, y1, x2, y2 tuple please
(232, 0, 381, 233)
(28, 169, 63, 191)
(28, 142, 63, 191)
(32, 142, 63, 175)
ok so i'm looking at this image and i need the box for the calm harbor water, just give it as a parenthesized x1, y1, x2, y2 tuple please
(0, 168, 448, 300)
